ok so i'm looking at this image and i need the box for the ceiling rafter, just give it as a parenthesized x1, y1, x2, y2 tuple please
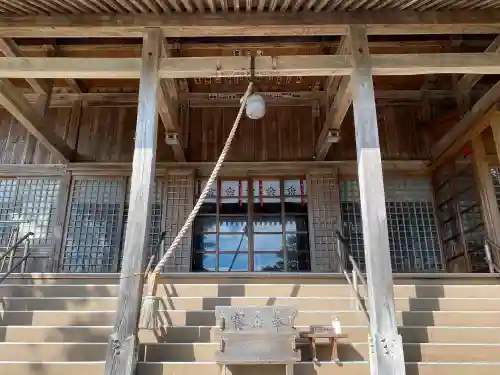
(0, 11, 500, 37)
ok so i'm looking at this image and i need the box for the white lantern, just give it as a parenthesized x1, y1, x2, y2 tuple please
(245, 94, 266, 120)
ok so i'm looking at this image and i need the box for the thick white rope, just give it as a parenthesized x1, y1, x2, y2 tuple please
(153, 82, 253, 273)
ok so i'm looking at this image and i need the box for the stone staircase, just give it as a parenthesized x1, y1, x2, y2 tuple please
(0, 273, 500, 375)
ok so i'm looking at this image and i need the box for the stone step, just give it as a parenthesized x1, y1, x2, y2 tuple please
(0, 342, 498, 362)
(2, 283, 500, 298)
(4, 325, 500, 344)
(3, 273, 499, 287)
(2, 361, 500, 375)
(2, 296, 500, 311)
(1, 310, 499, 327)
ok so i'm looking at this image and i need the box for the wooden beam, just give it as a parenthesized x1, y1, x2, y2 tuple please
(491, 115, 500, 165)
(158, 82, 185, 161)
(14, 88, 489, 108)
(2, 53, 500, 79)
(64, 160, 429, 176)
(0, 38, 49, 94)
(457, 35, 500, 101)
(430, 81, 500, 169)
(0, 79, 73, 162)
(315, 76, 351, 160)
(103, 29, 161, 375)
(159, 37, 185, 162)
(23, 83, 54, 164)
(471, 136, 500, 249)
(0, 11, 500, 37)
(348, 25, 405, 375)
(325, 34, 349, 103)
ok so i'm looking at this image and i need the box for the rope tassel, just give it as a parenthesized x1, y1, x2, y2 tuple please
(139, 82, 254, 330)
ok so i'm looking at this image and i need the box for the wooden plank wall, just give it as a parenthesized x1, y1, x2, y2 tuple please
(0, 106, 171, 164)
(188, 106, 319, 162)
(331, 106, 431, 160)
(0, 104, 430, 165)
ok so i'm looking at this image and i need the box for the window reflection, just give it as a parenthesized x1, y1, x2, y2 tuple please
(219, 253, 249, 272)
(220, 218, 247, 233)
(254, 234, 283, 251)
(254, 253, 284, 272)
(253, 216, 282, 232)
(193, 178, 310, 272)
(219, 234, 249, 252)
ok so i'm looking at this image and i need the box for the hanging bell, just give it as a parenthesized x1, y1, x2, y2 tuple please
(245, 94, 266, 120)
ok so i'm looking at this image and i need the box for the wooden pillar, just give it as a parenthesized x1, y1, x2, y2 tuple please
(472, 135, 500, 258)
(348, 25, 405, 375)
(103, 29, 161, 375)
(491, 114, 500, 165)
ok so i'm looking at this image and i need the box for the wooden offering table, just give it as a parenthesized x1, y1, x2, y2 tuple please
(215, 306, 299, 375)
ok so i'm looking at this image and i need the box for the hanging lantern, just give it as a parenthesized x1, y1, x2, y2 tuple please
(245, 94, 266, 120)
(463, 146, 470, 158)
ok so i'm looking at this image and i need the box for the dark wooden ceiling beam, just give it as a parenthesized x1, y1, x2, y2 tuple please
(0, 11, 499, 37)
(315, 76, 351, 161)
(0, 38, 49, 94)
(457, 34, 500, 105)
(16, 88, 489, 108)
(4, 53, 500, 78)
(159, 36, 185, 161)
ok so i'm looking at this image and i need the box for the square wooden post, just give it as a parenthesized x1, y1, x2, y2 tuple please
(103, 28, 161, 375)
(347, 25, 406, 375)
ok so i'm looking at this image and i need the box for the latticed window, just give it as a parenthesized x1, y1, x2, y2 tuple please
(61, 177, 163, 273)
(340, 179, 442, 273)
(121, 180, 164, 269)
(0, 178, 60, 272)
(192, 178, 310, 272)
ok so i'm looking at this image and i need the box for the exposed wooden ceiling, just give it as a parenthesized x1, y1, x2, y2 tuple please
(0, 0, 500, 15)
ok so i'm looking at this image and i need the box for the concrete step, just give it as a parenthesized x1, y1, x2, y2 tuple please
(4, 325, 500, 344)
(2, 361, 500, 375)
(3, 296, 500, 311)
(0, 342, 498, 362)
(3, 283, 500, 298)
(2, 309, 499, 327)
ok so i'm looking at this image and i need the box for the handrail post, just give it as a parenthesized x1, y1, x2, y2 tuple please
(7, 227, 18, 271)
(484, 241, 495, 273)
(21, 238, 29, 274)
(352, 268, 360, 311)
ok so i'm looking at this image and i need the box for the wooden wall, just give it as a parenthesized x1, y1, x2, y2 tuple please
(0, 106, 171, 164)
(188, 106, 319, 162)
(0, 103, 430, 165)
(330, 106, 431, 160)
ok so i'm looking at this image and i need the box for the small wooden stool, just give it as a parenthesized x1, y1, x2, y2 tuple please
(299, 325, 347, 363)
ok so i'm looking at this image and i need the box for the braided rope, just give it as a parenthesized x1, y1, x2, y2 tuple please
(153, 82, 253, 273)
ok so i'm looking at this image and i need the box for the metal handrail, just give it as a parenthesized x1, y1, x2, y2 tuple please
(145, 230, 167, 276)
(335, 230, 370, 323)
(0, 231, 34, 265)
(0, 252, 32, 283)
(0, 231, 34, 283)
(484, 237, 500, 273)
